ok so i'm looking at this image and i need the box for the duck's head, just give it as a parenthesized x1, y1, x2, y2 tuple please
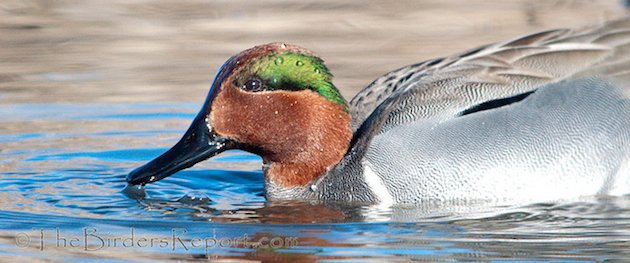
(127, 43, 352, 191)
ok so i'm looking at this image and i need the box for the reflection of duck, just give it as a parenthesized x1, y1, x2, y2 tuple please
(128, 18, 630, 205)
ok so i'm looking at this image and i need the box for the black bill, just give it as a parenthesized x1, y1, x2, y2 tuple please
(126, 113, 233, 185)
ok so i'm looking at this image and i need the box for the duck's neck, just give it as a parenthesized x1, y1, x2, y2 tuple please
(211, 86, 352, 190)
(262, 97, 352, 189)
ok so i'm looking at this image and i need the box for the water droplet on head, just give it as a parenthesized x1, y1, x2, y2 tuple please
(275, 57, 283, 65)
(296, 60, 304, 66)
(314, 68, 321, 74)
(310, 184, 318, 191)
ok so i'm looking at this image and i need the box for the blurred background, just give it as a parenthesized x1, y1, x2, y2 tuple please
(1, 0, 628, 104)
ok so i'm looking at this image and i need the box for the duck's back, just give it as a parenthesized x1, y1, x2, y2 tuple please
(350, 18, 630, 133)
(364, 76, 630, 204)
(341, 17, 630, 204)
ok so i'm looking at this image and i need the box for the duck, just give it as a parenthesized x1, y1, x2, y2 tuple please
(127, 17, 630, 205)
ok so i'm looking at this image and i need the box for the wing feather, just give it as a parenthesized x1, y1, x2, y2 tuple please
(349, 17, 630, 134)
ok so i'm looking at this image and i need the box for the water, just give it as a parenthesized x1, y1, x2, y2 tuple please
(2, 0, 630, 261)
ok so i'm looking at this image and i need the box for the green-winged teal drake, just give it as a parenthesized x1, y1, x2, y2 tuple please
(128, 18, 630, 205)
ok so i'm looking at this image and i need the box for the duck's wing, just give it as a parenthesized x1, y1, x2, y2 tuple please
(349, 17, 630, 132)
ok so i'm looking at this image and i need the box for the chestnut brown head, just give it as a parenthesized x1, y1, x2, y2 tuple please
(128, 43, 352, 189)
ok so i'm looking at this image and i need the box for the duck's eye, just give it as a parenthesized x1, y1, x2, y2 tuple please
(242, 79, 263, 92)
